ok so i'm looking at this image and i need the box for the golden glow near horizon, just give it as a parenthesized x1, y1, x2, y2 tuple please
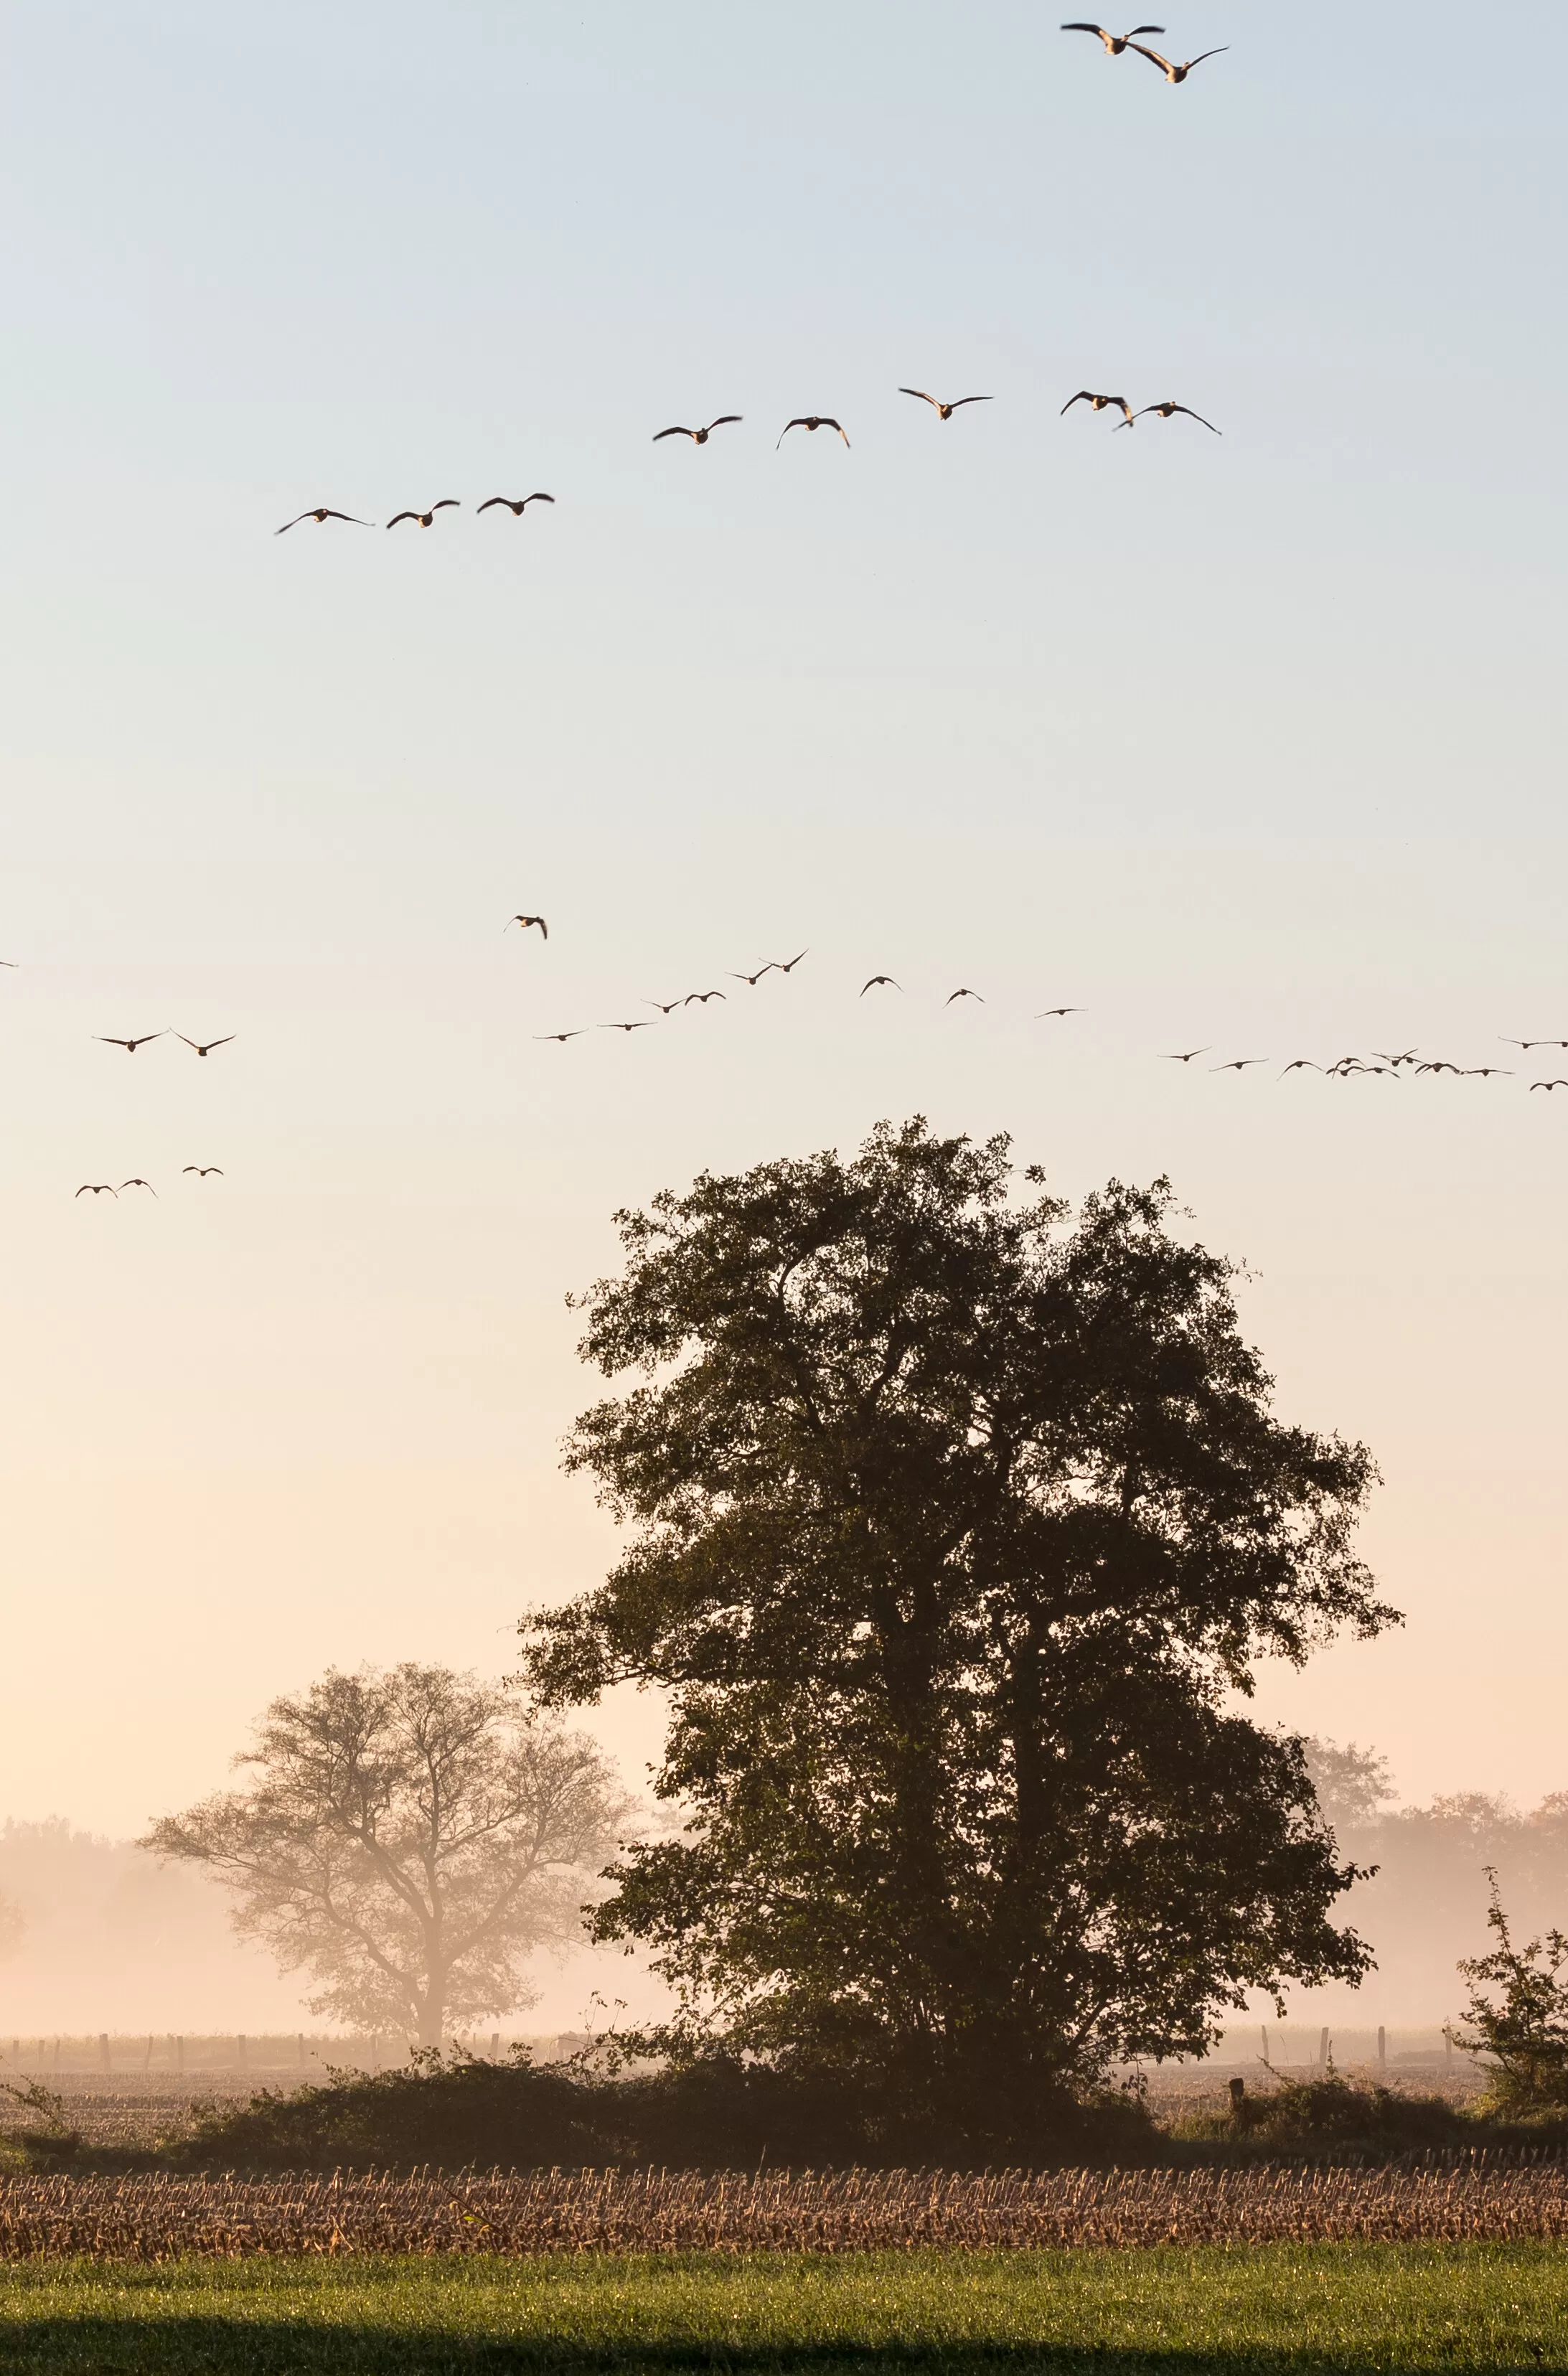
(1, 1, 1564, 2028)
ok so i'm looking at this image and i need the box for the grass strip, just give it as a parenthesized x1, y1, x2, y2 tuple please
(0, 2243, 1565, 2371)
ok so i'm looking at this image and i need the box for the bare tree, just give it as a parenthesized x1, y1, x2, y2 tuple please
(143, 1665, 632, 2049)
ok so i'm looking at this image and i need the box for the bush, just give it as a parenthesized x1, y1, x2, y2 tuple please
(1454, 1874, 1568, 2116)
(1205, 2068, 1467, 2154)
(166, 2045, 1158, 2174)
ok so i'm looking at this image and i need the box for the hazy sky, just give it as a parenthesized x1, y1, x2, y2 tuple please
(4, 0, 1566, 1924)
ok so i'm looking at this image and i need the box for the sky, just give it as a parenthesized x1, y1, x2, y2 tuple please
(3, 1, 1567, 2023)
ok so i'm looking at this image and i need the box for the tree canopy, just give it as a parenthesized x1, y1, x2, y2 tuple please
(522, 1119, 1396, 2136)
(145, 1664, 631, 2047)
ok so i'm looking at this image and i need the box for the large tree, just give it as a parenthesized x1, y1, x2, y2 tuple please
(145, 1665, 630, 2048)
(521, 1118, 1397, 2134)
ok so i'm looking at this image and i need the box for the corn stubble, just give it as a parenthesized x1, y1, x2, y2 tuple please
(2, 2158, 1567, 2260)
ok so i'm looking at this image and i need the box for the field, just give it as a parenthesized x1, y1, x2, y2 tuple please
(0, 2245, 1565, 2372)
(4, 2162, 1567, 2258)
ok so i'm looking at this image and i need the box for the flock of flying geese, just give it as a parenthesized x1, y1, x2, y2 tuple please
(43, 22, 1568, 1208)
(502, 918, 1568, 1095)
(44, 1028, 235, 1201)
(272, 372, 1218, 540)
(274, 35, 1231, 535)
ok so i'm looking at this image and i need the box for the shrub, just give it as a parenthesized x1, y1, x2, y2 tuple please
(1454, 1873, 1568, 2115)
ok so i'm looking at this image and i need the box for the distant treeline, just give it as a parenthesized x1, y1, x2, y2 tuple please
(1300, 1743, 1568, 2021)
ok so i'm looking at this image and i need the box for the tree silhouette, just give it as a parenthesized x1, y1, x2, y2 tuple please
(146, 1665, 631, 2049)
(523, 1117, 1395, 2137)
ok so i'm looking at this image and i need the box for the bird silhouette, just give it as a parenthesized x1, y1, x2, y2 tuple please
(861, 976, 901, 995)
(183, 1165, 225, 1176)
(507, 915, 548, 939)
(1127, 41, 1229, 81)
(1036, 1006, 1084, 1019)
(386, 502, 459, 529)
(1280, 1060, 1323, 1076)
(275, 508, 373, 534)
(0, 959, 17, 967)
(1119, 401, 1222, 434)
(1374, 1049, 1420, 1067)
(644, 997, 686, 1015)
(777, 416, 850, 449)
(1464, 1067, 1513, 1079)
(772, 950, 809, 974)
(1062, 391, 1135, 426)
(683, 990, 728, 1005)
(118, 1178, 157, 1196)
(1531, 1079, 1568, 1093)
(535, 1029, 587, 1043)
(75, 1183, 118, 1198)
(1061, 22, 1166, 53)
(476, 493, 555, 515)
(653, 418, 743, 445)
(1416, 1059, 1463, 1076)
(947, 988, 985, 1004)
(1160, 1048, 1210, 1063)
(898, 389, 993, 421)
(1211, 1057, 1267, 1072)
(730, 967, 774, 987)
(177, 1035, 234, 1057)
(1503, 1036, 1568, 1051)
(96, 1033, 164, 1053)
(601, 1019, 659, 1033)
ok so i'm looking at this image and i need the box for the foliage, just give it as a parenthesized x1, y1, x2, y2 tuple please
(159, 2046, 1153, 2174)
(1454, 1874, 1568, 2114)
(521, 1118, 1393, 2132)
(1303, 1738, 1396, 1835)
(1178, 2067, 1470, 2155)
(0, 2080, 85, 2177)
(142, 1666, 631, 2047)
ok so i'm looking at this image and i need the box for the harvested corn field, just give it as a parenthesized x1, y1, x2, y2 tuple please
(2, 2158, 1567, 2260)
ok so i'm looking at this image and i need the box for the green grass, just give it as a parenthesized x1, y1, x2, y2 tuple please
(0, 2246, 1565, 2372)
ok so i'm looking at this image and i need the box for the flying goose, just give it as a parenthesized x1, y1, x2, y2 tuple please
(1127, 41, 1229, 81)
(275, 508, 372, 534)
(777, 416, 850, 449)
(386, 502, 459, 528)
(898, 390, 993, 421)
(1062, 391, 1135, 426)
(1060, 23, 1165, 53)
(476, 493, 555, 515)
(653, 418, 742, 444)
(1120, 401, 1222, 433)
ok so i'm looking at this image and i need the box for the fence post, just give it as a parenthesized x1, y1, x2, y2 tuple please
(299, 2034, 306, 2068)
(1318, 2026, 1330, 2072)
(100, 2032, 111, 2074)
(1377, 2024, 1386, 2075)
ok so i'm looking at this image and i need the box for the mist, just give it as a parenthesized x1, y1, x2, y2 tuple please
(4, 1739, 1562, 2049)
